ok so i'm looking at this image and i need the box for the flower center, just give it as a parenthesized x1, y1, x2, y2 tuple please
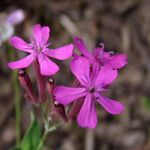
(89, 87, 95, 93)
(37, 46, 42, 52)
(32, 41, 44, 53)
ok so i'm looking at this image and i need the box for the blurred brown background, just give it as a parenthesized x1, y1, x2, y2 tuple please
(1, 0, 150, 150)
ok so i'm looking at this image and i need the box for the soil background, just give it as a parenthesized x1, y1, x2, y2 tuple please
(1, 0, 150, 150)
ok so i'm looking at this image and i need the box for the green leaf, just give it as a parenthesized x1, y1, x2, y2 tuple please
(21, 113, 41, 150)
(141, 96, 150, 112)
(10, 148, 22, 150)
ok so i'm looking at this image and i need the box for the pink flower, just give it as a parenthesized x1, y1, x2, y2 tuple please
(74, 36, 127, 69)
(8, 24, 74, 76)
(54, 57, 124, 128)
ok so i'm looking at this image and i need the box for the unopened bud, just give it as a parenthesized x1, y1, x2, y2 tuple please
(47, 78, 55, 102)
(18, 69, 26, 77)
(48, 78, 55, 85)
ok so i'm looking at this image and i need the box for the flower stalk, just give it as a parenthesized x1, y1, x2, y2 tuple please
(36, 129, 48, 150)
(32, 60, 46, 103)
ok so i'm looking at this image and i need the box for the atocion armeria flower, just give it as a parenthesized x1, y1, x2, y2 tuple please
(74, 36, 127, 70)
(54, 57, 124, 128)
(8, 24, 74, 76)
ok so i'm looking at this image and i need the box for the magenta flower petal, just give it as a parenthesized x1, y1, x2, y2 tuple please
(71, 57, 91, 87)
(9, 36, 33, 53)
(77, 94, 97, 128)
(32, 24, 50, 47)
(8, 53, 35, 69)
(74, 36, 93, 59)
(38, 54, 59, 76)
(74, 36, 88, 51)
(94, 65, 118, 88)
(105, 54, 128, 69)
(90, 63, 100, 83)
(42, 44, 74, 60)
(54, 86, 87, 105)
(97, 95, 124, 114)
(41, 26, 50, 46)
(32, 24, 42, 45)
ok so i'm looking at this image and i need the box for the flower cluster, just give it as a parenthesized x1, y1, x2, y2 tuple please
(8, 24, 127, 128)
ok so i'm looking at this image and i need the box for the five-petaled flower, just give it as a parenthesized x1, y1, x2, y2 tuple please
(74, 36, 127, 70)
(54, 57, 124, 128)
(8, 24, 74, 76)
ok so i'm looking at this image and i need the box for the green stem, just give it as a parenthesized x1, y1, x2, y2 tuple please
(13, 71, 21, 147)
(36, 130, 48, 150)
(36, 104, 49, 150)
